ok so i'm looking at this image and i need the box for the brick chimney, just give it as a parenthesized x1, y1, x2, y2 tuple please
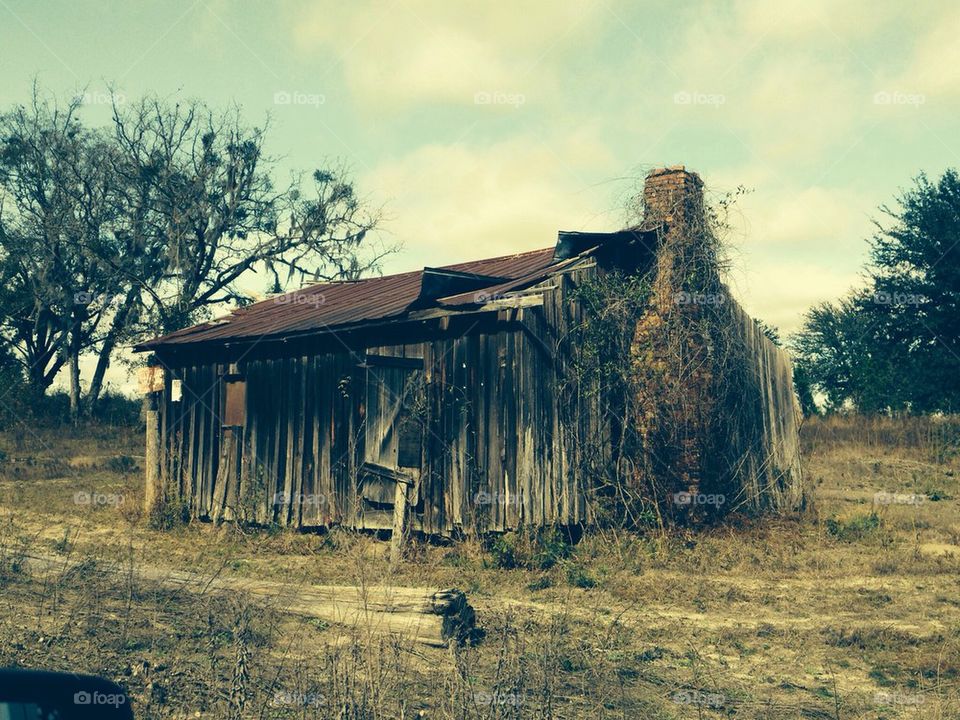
(642, 166, 704, 229)
(631, 165, 715, 518)
(641, 166, 710, 295)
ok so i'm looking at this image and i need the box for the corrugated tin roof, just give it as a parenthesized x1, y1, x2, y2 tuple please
(137, 246, 561, 351)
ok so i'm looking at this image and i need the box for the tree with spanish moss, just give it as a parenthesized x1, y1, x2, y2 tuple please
(0, 87, 388, 417)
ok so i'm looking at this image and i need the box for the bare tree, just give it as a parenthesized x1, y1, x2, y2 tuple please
(109, 97, 388, 336)
(0, 88, 388, 416)
(0, 89, 123, 416)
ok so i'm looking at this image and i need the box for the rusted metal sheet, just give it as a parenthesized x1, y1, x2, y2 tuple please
(137, 366, 165, 393)
(137, 247, 559, 350)
(223, 380, 246, 427)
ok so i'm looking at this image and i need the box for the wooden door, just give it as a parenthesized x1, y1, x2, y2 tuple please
(360, 355, 425, 513)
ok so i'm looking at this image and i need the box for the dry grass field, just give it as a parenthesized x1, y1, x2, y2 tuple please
(0, 415, 958, 719)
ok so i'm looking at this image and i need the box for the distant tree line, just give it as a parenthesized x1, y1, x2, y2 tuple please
(0, 85, 385, 420)
(791, 169, 960, 414)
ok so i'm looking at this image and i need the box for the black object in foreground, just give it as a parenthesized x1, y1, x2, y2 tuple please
(0, 669, 133, 719)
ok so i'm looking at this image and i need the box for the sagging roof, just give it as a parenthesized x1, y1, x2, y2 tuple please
(137, 229, 656, 352)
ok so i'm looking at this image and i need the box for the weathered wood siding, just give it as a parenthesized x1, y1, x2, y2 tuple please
(155, 260, 608, 535)
(153, 254, 804, 532)
(238, 353, 362, 527)
(158, 363, 222, 519)
(723, 298, 805, 512)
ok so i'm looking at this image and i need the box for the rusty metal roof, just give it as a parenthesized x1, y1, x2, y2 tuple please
(137, 246, 562, 351)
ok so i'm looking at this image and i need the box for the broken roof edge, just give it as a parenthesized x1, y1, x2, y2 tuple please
(411, 267, 512, 309)
(553, 228, 658, 260)
(133, 269, 565, 355)
(436, 251, 595, 308)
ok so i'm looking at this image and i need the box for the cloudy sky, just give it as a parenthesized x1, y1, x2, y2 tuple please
(2, 0, 958, 351)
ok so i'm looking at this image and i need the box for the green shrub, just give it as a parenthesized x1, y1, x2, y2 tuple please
(527, 575, 553, 592)
(0, 532, 26, 586)
(923, 486, 951, 501)
(51, 529, 73, 554)
(105, 455, 138, 474)
(565, 563, 597, 588)
(826, 512, 881, 542)
(0, 361, 140, 432)
(486, 526, 571, 570)
(92, 390, 142, 426)
(148, 496, 191, 531)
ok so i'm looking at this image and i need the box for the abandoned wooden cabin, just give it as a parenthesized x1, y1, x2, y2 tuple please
(136, 166, 804, 536)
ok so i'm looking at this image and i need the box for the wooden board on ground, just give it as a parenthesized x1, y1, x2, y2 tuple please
(22, 553, 477, 648)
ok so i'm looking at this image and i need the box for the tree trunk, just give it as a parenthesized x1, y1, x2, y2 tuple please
(27, 355, 60, 396)
(86, 344, 113, 414)
(24, 332, 65, 398)
(67, 348, 81, 420)
(86, 292, 138, 413)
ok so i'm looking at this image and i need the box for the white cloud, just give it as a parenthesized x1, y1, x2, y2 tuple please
(615, 3, 877, 168)
(736, 185, 875, 249)
(736, 261, 863, 334)
(365, 129, 621, 271)
(734, 0, 898, 41)
(888, 7, 960, 98)
(716, 179, 875, 333)
(287, 0, 604, 108)
(734, 56, 864, 165)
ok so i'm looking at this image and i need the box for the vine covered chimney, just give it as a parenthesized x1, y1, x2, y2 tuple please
(642, 165, 712, 284)
(642, 165, 704, 229)
(632, 165, 717, 517)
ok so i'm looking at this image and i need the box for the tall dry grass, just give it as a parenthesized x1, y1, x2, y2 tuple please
(1, 416, 959, 718)
(802, 413, 960, 463)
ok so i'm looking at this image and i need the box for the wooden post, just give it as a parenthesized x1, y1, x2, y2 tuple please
(211, 426, 243, 523)
(390, 477, 410, 564)
(144, 391, 162, 516)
